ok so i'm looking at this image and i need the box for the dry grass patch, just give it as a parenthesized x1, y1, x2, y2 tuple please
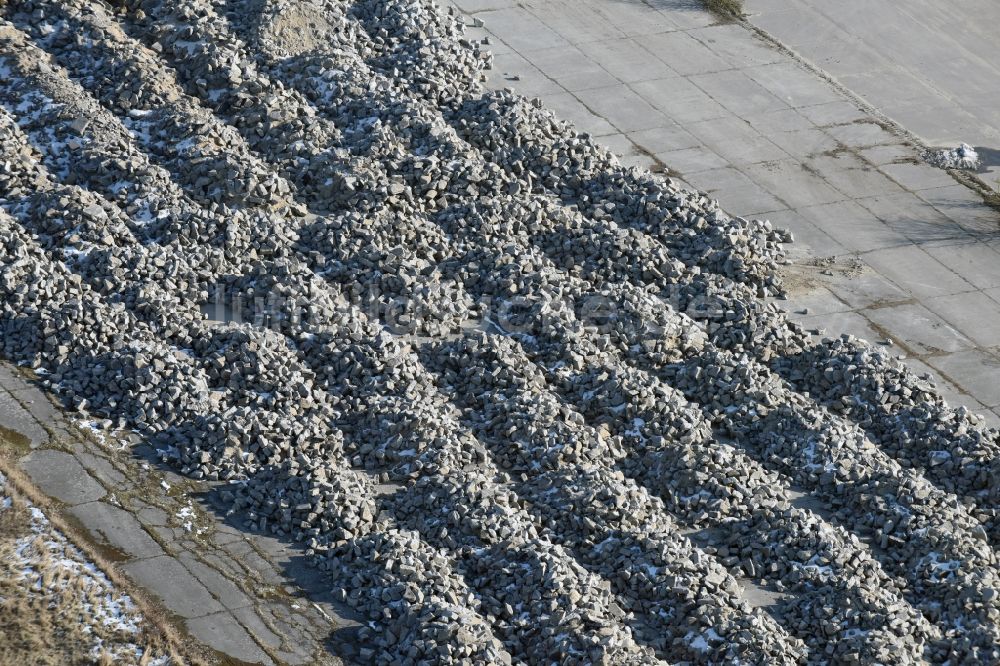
(0, 473, 181, 665)
(703, 0, 744, 21)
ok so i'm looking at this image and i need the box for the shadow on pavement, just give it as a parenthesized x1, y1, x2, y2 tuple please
(126, 439, 366, 664)
(608, 0, 705, 10)
(975, 147, 1000, 168)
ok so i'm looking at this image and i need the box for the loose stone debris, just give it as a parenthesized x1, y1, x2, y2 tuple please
(0, 0, 998, 663)
(925, 143, 981, 171)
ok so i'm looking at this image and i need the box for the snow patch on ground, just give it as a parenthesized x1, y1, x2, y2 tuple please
(175, 501, 206, 535)
(0, 473, 170, 663)
(925, 143, 981, 170)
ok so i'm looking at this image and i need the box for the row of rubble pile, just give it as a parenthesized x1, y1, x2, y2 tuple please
(0, 0, 998, 662)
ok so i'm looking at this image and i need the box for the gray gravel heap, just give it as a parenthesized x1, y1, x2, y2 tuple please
(0, 0, 998, 663)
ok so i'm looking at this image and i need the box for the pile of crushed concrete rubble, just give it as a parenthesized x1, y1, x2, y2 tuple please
(0, 0, 998, 662)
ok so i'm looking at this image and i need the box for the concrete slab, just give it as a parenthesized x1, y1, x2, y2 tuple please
(628, 124, 700, 155)
(633, 30, 730, 77)
(14, 388, 61, 427)
(476, 7, 568, 52)
(835, 74, 945, 134)
(452, 0, 513, 12)
(865, 303, 974, 356)
(796, 200, 909, 253)
(686, 115, 789, 166)
(821, 269, 910, 310)
(186, 612, 273, 665)
(796, 101, 868, 128)
(67, 501, 163, 559)
(651, 4, 715, 31)
(525, 0, 637, 43)
(179, 552, 252, 611)
(797, 311, 882, 345)
(136, 503, 169, 527)
(688, 24, 785, 69)
(0, 390, 48, 448)
(981, 409, 1000, 430)
(929, 350, 1000, 408)
(743, 108, 815, 135)
(879, 162, 959, 192)
(19, 449, 106, 505)
(619, 151, 658, 172)
(922, 241, 1000, 290)
(825, 122, 898, 149)
(763, 127, 838, 158)
(744, 61, 844, 109)
(859, 144, 914, 166)
(689, 69, 788, 116)
(574, 0, 686, 38)
(248, 531, 300, 569)
(631, 76, 730, 125)
(540, 91, 617, 137)
(222, 535, 286, 587)
(595, 132, 640, 160)
(487, 51, 561, 98)
(916, 184, 996, 209)
(684, 167, 786, 216)
(600, 132, 656, 170)
(780, 285, 851, 317)
(202, 551, 243, 580)
(574, 85, 670, 133)
(763, 209, 846, 257)
(916, 185, 1000, 235)
(123, 555, 225, 619)
(581, 38, 679, 83)
(805, 152, 904, 200)
(273, 649, 314, 666)
(232, 606, 284, 650)
(861, 245, 976, 300)
(744, 2, 839, 56)
(858, 193, 966, 246)
(924, 291, 1000, 349)
(742, 159, 844, 209)
(73, 450, 128, 489)
(262, 602, 318, 646)
(0, 363, 24, 388)
(656, 146, 729, 176)
(522, 45, 619, 92)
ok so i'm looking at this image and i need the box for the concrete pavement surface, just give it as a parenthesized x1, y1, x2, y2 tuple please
(746, 0, 1000, 186)
(449, 0, 1000, 426)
